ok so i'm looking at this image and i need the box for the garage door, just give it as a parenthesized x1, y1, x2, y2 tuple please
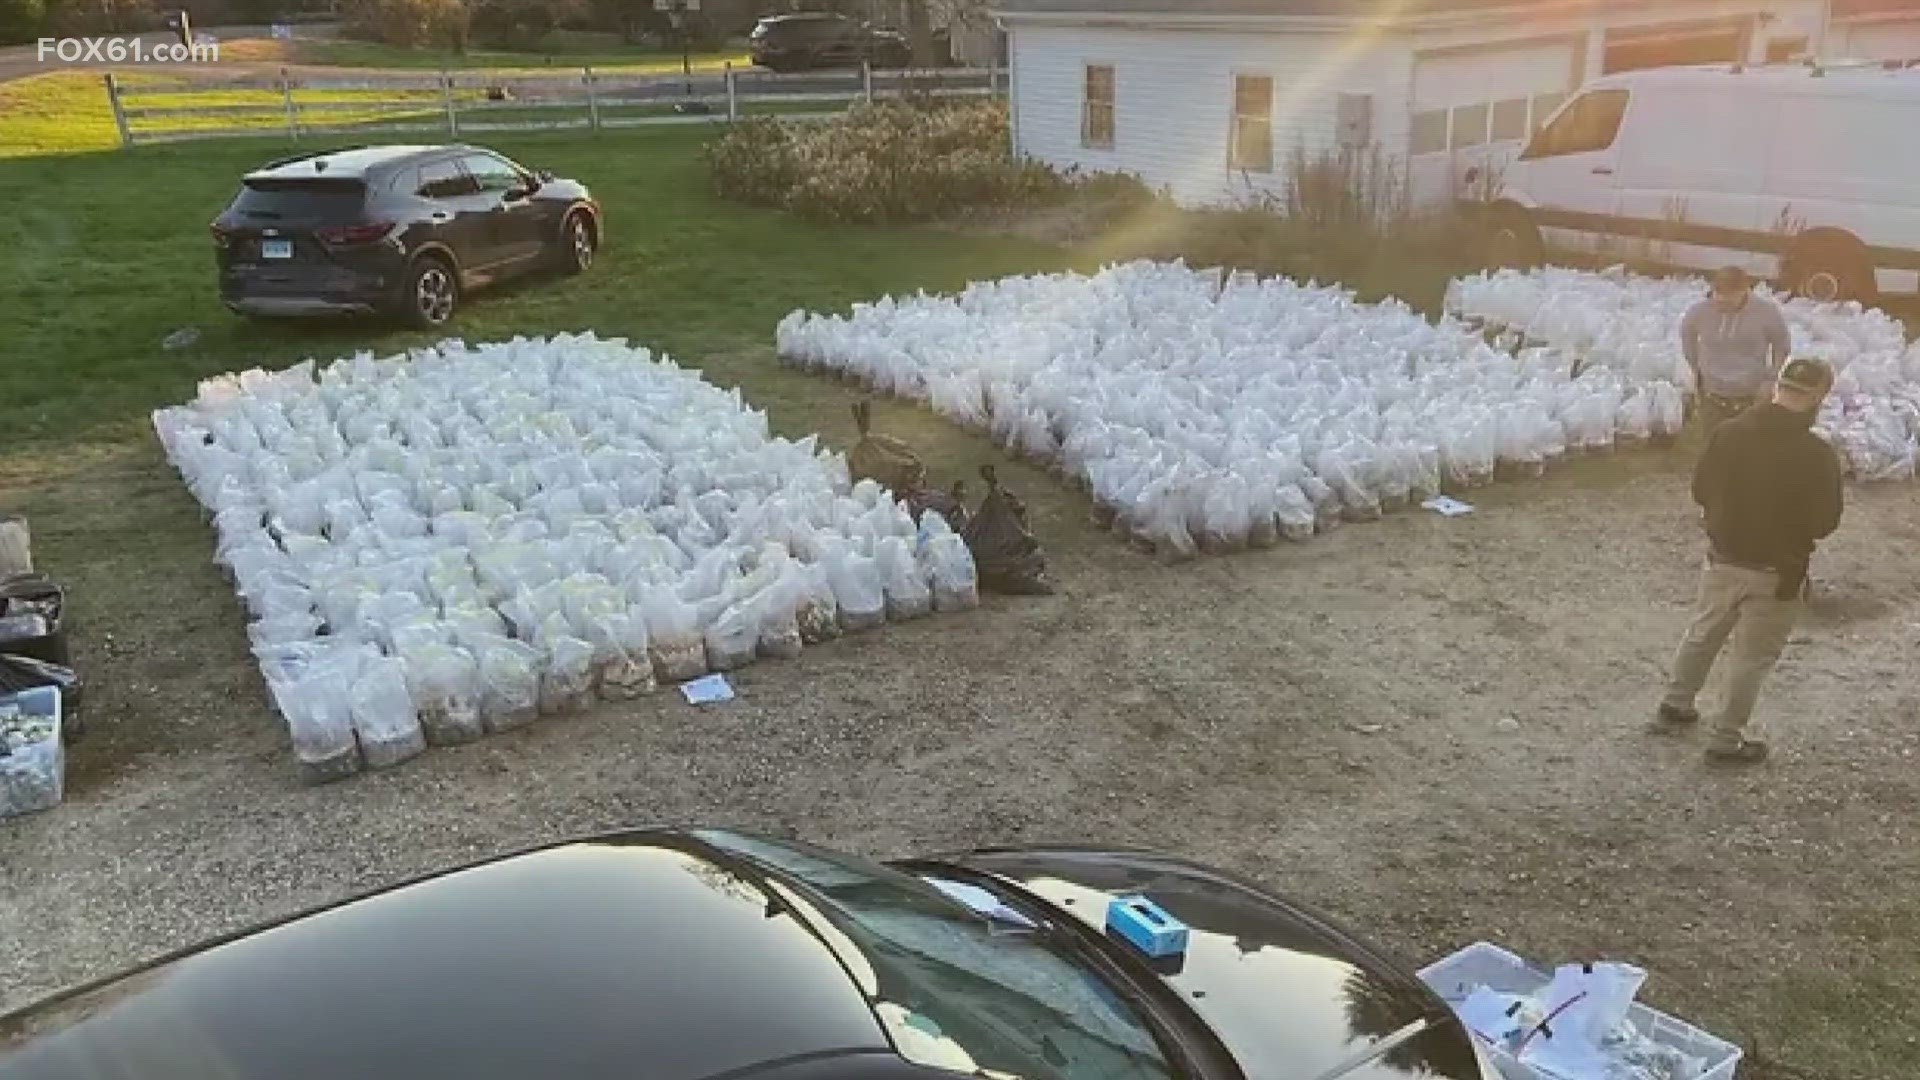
(1411, 41, 1578, 110)
(1409, 39, 1578, 159)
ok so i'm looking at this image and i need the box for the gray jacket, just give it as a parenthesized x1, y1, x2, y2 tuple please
(1680, 295, 1792, 398)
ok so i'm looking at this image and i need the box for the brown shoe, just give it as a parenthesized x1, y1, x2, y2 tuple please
(1653, 703, 1700, 732)
(1705, 739, 1769, 765)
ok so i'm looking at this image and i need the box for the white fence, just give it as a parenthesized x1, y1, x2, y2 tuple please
(102, 63, 1004, 148)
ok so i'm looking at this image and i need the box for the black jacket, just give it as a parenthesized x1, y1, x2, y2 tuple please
(1692, 403, 1844, 595)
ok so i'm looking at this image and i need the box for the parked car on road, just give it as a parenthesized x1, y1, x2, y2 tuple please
(212, 144, 601, 329)
(749, 12, 913, 72)
(0, 828, 1495, 1080)
(1472, 61, 1920, 303)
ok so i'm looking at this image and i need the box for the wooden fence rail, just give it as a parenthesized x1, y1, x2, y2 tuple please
(103, 62, 1003, 148)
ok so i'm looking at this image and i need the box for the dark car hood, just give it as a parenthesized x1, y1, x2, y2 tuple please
(954, 848, 1485, 1080)
(0, 834, 888, 1080)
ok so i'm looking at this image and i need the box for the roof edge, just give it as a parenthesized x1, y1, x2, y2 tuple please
(992, 0, 1677, 33)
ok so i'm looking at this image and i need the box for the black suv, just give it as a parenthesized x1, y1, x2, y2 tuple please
(748, 12, 911, 72)
(212, 144, 601, 328)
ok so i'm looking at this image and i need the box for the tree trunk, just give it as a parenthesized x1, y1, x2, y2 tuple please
(906, 0, 933, 69)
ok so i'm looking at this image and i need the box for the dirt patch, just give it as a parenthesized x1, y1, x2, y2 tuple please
(1, 395, 1917, 1079)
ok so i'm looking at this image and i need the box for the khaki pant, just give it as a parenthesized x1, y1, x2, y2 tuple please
(1662, 562, 1803, 746)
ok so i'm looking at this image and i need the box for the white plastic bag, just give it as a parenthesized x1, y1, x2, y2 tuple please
(797, 562, 842, 644)
(827, 551, 886, 632)
(404, 644, 485, 746)
(350, 652, 427, 768)
(877, 536, 932, 621)
(540, 635, 597, 714)
(926, 533, 979, 612)
(476, 637, 540, 731)
(639, 585, 708, 683)
(705, 593, 761, 672)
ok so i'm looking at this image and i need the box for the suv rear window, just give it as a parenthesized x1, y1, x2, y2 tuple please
(231, 177, 367, 220)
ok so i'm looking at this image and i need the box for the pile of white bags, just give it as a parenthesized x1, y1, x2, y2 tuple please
(153, 334, 977, 783)
(778, 261, 1688, 560)
(1447, 265, 1920, 481)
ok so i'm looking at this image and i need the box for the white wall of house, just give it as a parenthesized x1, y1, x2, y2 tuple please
(1007, 23, 1405, 207)
(1004, 0, 1828, 210)
(1831, 19, 1920, 62)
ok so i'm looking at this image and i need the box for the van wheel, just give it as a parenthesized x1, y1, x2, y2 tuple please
(1484, 208, 1543, 269)
(1784, 237, 1876, 305)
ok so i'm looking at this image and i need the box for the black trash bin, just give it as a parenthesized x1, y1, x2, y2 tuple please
(0, 574, 68, 669)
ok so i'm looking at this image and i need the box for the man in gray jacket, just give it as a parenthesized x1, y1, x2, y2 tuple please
(1680, 267, 1793, 430)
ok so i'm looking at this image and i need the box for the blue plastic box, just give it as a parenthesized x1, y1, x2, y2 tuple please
(1106, 895, 1189, 958)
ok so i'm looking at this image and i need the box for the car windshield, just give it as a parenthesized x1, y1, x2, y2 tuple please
(697, 830, 1182, 1080)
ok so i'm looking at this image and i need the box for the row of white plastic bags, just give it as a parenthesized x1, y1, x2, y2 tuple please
(152, 334, 979, 782)
(1447, 265, 1920, 481)
(777, 261, 1687, 560)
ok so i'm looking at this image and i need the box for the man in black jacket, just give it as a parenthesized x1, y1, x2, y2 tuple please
(1656, 358, 1844, 764)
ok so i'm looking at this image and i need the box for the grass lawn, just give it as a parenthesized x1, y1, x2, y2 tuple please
(289, 38, 750, 74)
(1, 69, 862, 157)
(0, 125, 1069, 447)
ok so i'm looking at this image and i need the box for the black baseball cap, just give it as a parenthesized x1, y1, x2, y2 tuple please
(1779, 357, 1835, 393)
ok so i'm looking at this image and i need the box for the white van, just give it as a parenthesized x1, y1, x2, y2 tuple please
(1474, 61, 1920, 302)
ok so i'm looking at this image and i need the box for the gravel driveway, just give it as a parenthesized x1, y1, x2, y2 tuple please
(1, 399, 1916, 1078)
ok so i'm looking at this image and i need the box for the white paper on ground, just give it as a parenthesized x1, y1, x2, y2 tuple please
(679, 673, 735, 704)
(1422, 496, 1475, 517)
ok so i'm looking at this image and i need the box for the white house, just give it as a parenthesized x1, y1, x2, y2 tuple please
(993, 0, 1835, 207)
(1830, 0, 1920, 63)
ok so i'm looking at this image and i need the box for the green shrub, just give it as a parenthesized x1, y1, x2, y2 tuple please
(704, 100, 1088, 225)
(0, 0, 45, 45)
(341, 0, 468, 49)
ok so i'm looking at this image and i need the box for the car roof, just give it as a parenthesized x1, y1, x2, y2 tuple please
(244, 144, 473, 182)
(0, 831, 894, 1080)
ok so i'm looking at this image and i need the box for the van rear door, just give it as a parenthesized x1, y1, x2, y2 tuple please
(1507, 87, 1630, 256)
(1615, 85, 1779, 277)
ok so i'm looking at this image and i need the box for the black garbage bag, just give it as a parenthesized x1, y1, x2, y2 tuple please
(904, 479, 970, 533)
(0, 654, 83, 745)
(961, 465, 1054, 596)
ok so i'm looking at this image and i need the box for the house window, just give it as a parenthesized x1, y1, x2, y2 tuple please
(1082, 64, 1115, 149)
(1229, 74, 1274, 172)
(1449, 102, 1490, 150)
(1410, 109, 1449, 155)
(1490, 97, 1529, 141)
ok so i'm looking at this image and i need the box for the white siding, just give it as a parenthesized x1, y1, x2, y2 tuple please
(1008, 24, 1405, 207)
(1833, 21, 1920, 64)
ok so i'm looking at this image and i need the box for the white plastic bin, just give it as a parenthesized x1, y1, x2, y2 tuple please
(1418, 941, 1742, 1080)
(0, 685, 63, 820)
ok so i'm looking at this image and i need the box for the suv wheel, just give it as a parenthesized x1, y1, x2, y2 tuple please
(404, 255, 458, 328)
(563, 212, 596, 275)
